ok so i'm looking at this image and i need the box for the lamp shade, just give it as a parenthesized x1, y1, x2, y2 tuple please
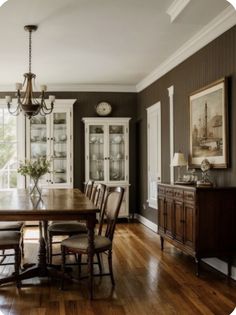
(172, 152, 187, 167)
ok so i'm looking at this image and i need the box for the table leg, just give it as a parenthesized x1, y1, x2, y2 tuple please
(87, 214, 96, 300)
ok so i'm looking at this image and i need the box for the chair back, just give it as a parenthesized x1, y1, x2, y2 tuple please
(84, 180, 94, 199)
(98, 186, 124, 241)
(94, 183, 106, 210)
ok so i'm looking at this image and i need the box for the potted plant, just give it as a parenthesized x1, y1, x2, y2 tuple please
(18, 157, 51, 197)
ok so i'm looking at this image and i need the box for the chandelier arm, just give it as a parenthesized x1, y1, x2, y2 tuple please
(7, 103, 21, 116)
(39, 101, 54, 115)
(41, 97, 54, 111)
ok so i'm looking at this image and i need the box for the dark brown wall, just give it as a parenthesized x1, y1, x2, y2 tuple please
(137, 26, 236, 223)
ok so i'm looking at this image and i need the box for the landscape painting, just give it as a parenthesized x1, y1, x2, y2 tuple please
(189, 78, 228, 168)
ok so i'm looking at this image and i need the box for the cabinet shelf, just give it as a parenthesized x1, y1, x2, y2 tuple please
(31, 141, 47, 144)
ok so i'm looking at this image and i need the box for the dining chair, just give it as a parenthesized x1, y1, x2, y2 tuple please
(0, 230, 23, 288)
(60, 186, 124, 295)
(0, 221, 25, 258)
(84, 180, 94, 199)
(47, 183, 106, 264)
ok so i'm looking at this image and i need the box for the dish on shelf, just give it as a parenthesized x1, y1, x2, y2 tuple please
(90, 137, 97, 143)
(55, 169, 65, 173)
(110, 126, 121, 133)
(54, 119, 66, 124)
(113, 135, 122, 144)
(60, 134, 67, 141)
(54, 151, 66, 158)
(110, 172, 120, 180)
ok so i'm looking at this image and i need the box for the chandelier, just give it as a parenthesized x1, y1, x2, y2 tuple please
(5, 25, 55, 119)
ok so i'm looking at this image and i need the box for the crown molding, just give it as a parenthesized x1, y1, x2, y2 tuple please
(136, 6, 236, 92)
(166, 0, 192, 23)
(48, 84, 137, 92)
(0, 84, 137, 93)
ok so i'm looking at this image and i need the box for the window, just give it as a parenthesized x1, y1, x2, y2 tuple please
(0, 106, 25, 189)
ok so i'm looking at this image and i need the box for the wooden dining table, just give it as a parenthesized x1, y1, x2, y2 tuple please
(0, 188, 99, 299)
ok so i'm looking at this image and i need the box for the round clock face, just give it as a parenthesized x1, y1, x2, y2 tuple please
(95, 102, 112, 116)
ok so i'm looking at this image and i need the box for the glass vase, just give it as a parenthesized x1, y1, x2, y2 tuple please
(29, 177, 42, 199)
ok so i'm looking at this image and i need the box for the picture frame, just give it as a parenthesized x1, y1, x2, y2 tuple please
(189, 78, 228, 168)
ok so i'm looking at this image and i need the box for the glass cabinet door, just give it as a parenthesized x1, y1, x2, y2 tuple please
(109, 125, 125, 181)
(30, 115, 48, 184)
(88, 125, 105, 181)
(52, 112, 69, 185)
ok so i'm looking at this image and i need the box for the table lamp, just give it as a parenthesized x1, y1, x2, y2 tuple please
(171, 152, 187, 183)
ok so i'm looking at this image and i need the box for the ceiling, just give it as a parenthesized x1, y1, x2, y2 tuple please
(0, 0, 233, 92)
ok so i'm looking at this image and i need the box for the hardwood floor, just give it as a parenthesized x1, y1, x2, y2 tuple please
(0, 223, 235, 315)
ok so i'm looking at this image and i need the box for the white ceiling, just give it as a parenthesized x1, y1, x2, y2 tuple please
(0, 0, 234, 92)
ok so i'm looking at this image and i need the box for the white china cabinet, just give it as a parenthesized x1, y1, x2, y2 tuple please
(26, 100, 74, 188)
(82, 117, 130, 217)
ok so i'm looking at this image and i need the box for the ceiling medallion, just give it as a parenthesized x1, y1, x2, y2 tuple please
(5, 25, 55, 119)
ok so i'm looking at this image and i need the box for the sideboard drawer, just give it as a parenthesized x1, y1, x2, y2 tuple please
(174, 189, 183, 200)
(158, 186, 166, 196)
(184, 191, 195, 203)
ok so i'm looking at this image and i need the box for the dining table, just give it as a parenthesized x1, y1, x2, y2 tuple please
(0, 188, 99, 299)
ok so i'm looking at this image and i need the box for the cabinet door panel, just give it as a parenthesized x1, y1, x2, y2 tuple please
(158, 197, 165, 233)
(165, 198, 173, 237)
(88, 125, 105, 181)
(109, 125, 125, 182)
(184, 204, 195, 249)
(174, 201, 184, 243)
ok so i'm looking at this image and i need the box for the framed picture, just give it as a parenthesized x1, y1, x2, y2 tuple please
(189, 78, 228, 168)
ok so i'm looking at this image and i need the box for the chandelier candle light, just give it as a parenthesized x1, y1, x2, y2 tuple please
(5, 25, 55, 119)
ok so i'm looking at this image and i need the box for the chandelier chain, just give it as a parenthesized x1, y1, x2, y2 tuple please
(29, 29, 32, 73)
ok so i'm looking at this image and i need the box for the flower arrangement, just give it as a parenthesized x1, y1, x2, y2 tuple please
(18, 157, 51, 179)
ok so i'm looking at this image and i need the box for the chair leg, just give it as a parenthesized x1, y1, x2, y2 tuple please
(108, 249, 115, 286)
(49, 234, 53, 264)
(60, 246, 66, 290)
(15, 248, 21, 288)
(96, 253, 102, 274)
(21, 236, 24, 258)
(77, 254, 82, 277)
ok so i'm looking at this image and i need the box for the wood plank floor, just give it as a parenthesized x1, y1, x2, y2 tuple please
(0, 223, 235, 315)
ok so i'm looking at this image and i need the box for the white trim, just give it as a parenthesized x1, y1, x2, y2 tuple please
(0, 84, 136, 93)
(136, 6, 236, 92)
(168, 86, 175, 184)
(147, 102, 161, 209)
(166, 0, 191, 23)
(135, 214, 158, 233)
(202, 258, 236, 280)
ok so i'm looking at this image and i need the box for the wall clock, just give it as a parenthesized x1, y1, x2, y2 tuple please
(95, 101, 112, 116)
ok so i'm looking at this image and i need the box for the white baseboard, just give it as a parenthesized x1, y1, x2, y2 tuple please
(202, 258, 236, 280)
(135, 214, 158, 233)
(135, 214, 236, 280)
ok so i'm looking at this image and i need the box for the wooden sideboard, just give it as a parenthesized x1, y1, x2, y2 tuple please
(157, 183, 236, 276)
